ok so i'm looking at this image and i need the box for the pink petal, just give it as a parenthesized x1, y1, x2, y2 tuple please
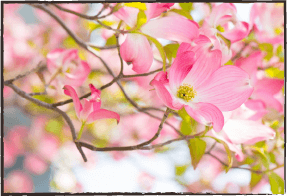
(254, 78, 284, 96)
(89, 84, 101, 111)
(253, 92, 283, 112)
(197, 65, 254, 111)
(211, 130, 244, 162)
(141, 16, 199, 43)
(223, 119, 276, 145)
(64, 61, 91, 87)
(86, 109, 120, 124)
(120, 33, 153, 73)
(46, 48, 66, 72)
(24, 154, 48, 175)
(208, 3, 237, 27)
(221, 21, 249, 43)
(244, 100, 266, 111)
(63, 85, 83, 119)
(169, 49, 195, 93)
(62, 49, 79, 70)
(235, 51, 263, 76)
(182, 43, 222, 89)
(177, 42, 193, 55)
(79, 98, 93, 121)
(114, 7, 139, 27)
(184, 103, 224, 132)
(145, 3, 174, 21)
(150, 72, 184, 110)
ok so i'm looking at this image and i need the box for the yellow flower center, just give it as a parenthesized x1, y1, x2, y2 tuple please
(177, 83, 197, 102)
(216, 25, 225, 33)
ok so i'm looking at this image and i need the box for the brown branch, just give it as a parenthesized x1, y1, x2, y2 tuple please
(5, 82, 87, 162)
(4, 61, 46, 85)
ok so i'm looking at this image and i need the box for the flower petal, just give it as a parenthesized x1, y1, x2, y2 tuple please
(150, 72, 183, 110)
(253, 91, 283, 112)
(254, 78, 284, 96)
(223, 119, 275, 145)
(184, 103, 224, 132)
(145, 3, 174, 21)
(141, 16, 199, 43)
(221, 21, 249, 43)
(46, 48, 65, 72)
(63, 85, 83, 119)
(169, 49, 195, 93)
(208, 3, 237, 27)
(120, 33, 153, 73)
(64, 61, 91, 87)
(86, 109, 120, 124)
(114, 7, 139, 27)
(211, 129, 244, 162)
(182, 41, 222, 89)
(197, 65, 254, 111)
(89, 84, 101, 111)
(79, 98, 93, 121)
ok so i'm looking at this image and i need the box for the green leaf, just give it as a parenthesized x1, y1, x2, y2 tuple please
(136, 10, 147, 29)
(268, 172, 284, 194)
(259, 43, 273, 61)
(250, 164, 262, 189)
(169, 9, 193, 20)
(45, 118, 64, 141)
(63, 36, 78, 48)
(124, 2, 146, 10)
(224, 60, 233, 65)
(163, 43, 180, 63)
(179, 3, 193, 12)
(276, 45, 284, 62)
(136, 32, 167, 71)
(175, 165, 189, 176)
(252, 147, 269, 169)
(206, 136, 233, 172)
(106, 35, 117, 46)
(84, 21, 101, 31)
(178, 107, 197, 135)
(265, 67, 284, 79)
(188, 138, 206, 169)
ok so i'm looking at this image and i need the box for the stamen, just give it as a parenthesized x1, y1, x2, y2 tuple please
(177, 83, 197, 102)
(216, 25, 225, 33)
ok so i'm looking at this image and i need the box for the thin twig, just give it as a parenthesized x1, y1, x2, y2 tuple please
(4, 62, 45, 85)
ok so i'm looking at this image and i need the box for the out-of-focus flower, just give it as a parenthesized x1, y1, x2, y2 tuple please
(212, 119, 275, 162)
(47, 49, 91, 87)
(235, 51, 284, 120)
(4, 171, 33, 193)
(250, 3, 284, 44)
(203, 3, 249, 43)
(63, 84, 120, 124)
(150, 41, 253, 132)
(115, 3, 199, 73)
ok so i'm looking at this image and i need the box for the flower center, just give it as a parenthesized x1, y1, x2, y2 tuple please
(216, 25, 225, 33)
(274, 27, 283, 35)
(177, 83, 197, 102)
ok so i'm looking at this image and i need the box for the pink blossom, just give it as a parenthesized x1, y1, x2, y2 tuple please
(47, 49, 91, 87)
(212, 118, 275, 162)
(115, 3, 199, 73)
(203, 3, 249, 43)
(235, 52, 284, 118)
(4, 171, 33, 193)
(63, 84, 120, 124)
(150, 41, 253, 132)
(24, 154, 48, 175)
(250, 3, 284, 44)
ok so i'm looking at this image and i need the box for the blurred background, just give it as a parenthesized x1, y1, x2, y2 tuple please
(3, 3, 284, 193)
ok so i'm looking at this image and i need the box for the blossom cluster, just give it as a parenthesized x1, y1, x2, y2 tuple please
(3, 3, 284, 193)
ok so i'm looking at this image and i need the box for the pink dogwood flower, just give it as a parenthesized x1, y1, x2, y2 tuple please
(235, 51, 284, 120)
(64, 84, 120, 124)
(203, 3, 249, 43)
(212, 119, 275, 162)
(63, 84, 120, 139)
(47, 49, 91, 87)
(150, 41, 254, 132)
(115, 3, 199, 73)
